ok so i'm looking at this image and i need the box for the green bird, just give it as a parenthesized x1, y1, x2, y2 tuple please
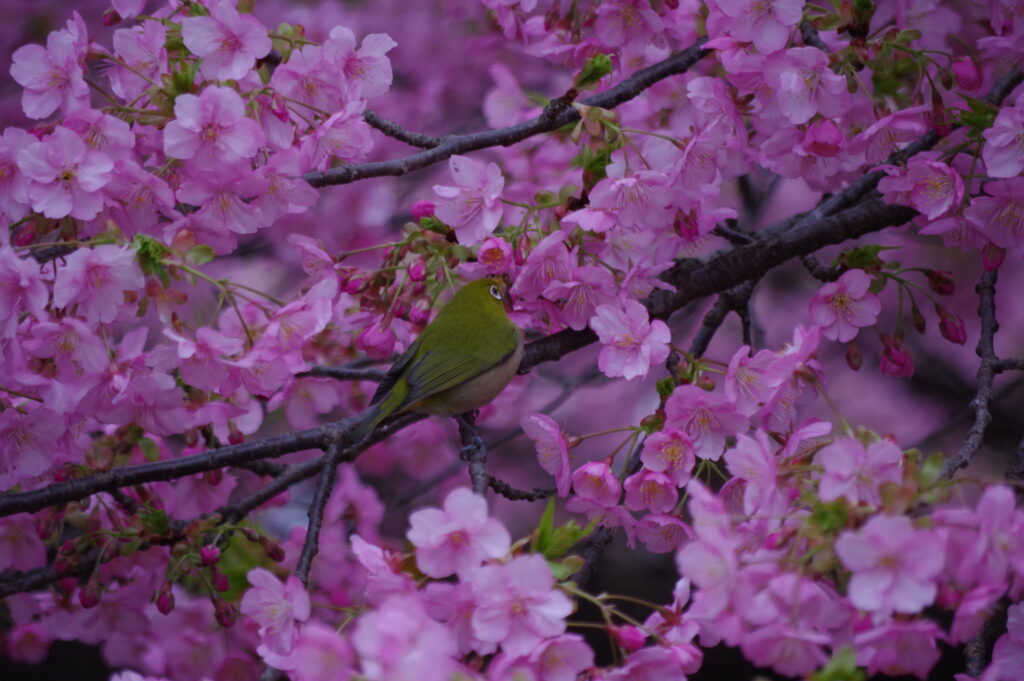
(350, 277, 523, 443)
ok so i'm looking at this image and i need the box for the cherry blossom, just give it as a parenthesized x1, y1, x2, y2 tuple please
(808, 269, 881, 342)
(239, 568, 311, 655)
(407, 487, 511, 578)
(181, 0, 272, 81)
(432, 155, 505, 245)
(589, 300, 671, 380)
(17, 126, 113, 220)
(522, 413, 571, 496)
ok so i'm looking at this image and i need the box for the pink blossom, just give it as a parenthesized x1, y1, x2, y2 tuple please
(477, 236, 514, 275)
(607, 645, 697, 680)
(935, 485, 1024, 590)
(174, 166, 268, 246)
(511, 232, 573, 300)
(483, 63, 538, 128)
(181, 0, 271, 81)
(853, 619, 943, 679)
(964, 178, 1024, 255)
(163, 85, 265, 166)
(352, 594, 457, 681)
(0, 515, 46, 571)
(407, 487, 511, 578)
(991, 603, 1024, 680)
(710, 0, 804, 53)
(63, 109, 135, 159)
(270, 44, 351, 114)
(740, 624, 830, 677)
(543, 265, 616, 331)
(239, 567, 311, 655)
(10, 29, 88, 119)
(529, 633, 595, 681)
(664, 385, 747, 461)
(17, 126, 113, 220)
(571, 461, 621, 508)
(284, 621, 356, 681)
(636, 514, 693, 553)
(522, 413, 571, 496)
(640, 428, 696, 486)
(469, 554, 574, 656)
(255, 148, 318, 224)
(808, 269, 881, 342)
(879, 156, 964, 220)
(103, 159, 181, 236)
(165, 326, 243, 392)
(724, 346, 787, 416)
(834, 515, 945, 615)
(23, 317, 109, 377)
(109, 21, 169, 103)
(433, 155, 505, 245)
(849, 105, 929, 163)
(301, 102, 373, 170)
(0, 406, 61, 491)
(0, 246, 47, 338)
(982, 92, 1024, 178)
(594, 0, 664, 50)
(0, 127, 35, 221)
(589, 300, 671, 380)
(723, 432, 781, 516)
(624, 470, 678, 513)
(349, 535, 416, 604)
(323, 26, 396, 98)
(763, 48, 849, 124)
(6, 622, 50, 665)
(268, 377, 341, 429)
(52, 245, 143, 325)
(564, 169, 674, 233)
(814, 437, 903, 507)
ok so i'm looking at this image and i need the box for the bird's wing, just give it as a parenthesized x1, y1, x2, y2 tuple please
(401, 337, 517, 408)
(368, 338, 421, 406)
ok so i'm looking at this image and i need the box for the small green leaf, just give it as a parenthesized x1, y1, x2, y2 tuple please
(138, 437, 161, 462)
(574, 54, 613, 91)
(139, 507, 170, 536)
(185, 244, 215, 266)
(532, 497, 557, 555)
(919, 451, 944, 487)
(809, 499, 849, 534)
(543, 516, 597, 560)
(812, 647, 866, 681)
(549, 555, 584, 581)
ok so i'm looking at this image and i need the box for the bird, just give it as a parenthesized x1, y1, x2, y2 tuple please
(349, 277, 523, 443)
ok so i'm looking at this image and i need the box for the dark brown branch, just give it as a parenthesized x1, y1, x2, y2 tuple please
(456, 412, 488, 495)
(294, 439, 344, 586)
(486, 477, 554, 501)
(689, 279, 758, 357)
(800, 253, 842, 282)
(942, 269, 1000, 479)
(800, 21, 830, 52)
(996, 358, 1024, 373)
(363, 110, 446, 149)
(303, 39, 711, 187)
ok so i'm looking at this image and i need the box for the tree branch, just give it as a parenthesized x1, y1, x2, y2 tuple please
(303, 39, 711, 187)
(294, 439, 345, 586)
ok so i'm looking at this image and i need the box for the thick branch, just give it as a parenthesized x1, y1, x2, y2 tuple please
(304, 39, 711, 187)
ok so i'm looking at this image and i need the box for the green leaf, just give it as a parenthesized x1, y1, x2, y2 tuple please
(185, 244, 215, 266)
(543, 516, 597, 560)
(132, 234, 171, 287)
(812, 647, 866, 681)
(919, 451, 944, 488)
(549, 555, 584, 581)
(532, 497, 556, 555)
(138, 437, 161, 462)
(834, 244, 898, 270)
(139, 507, 170, 536)
(809, 499, 849, 534)
(574, 54, 613, 91)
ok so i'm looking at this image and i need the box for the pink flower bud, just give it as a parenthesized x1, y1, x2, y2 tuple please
(79, 583, 101, 609)
(407, 261, 426, 282)
(214, 599, 238, 628)
(259, 537, 286, 562)
(951, 57, 982, 91)
(411, 200, 435, 220)
(211, 568, 230, 593)
(982, 243, 1005, 272)
(925, 269, 954, 295)
(155, 582, 175, 615)
(879, 334, 914, 378)
(845, 340, 862, 371)
(199, 545, 221, 566)
(609, 625, 646, 651)
(936, 306, 966, 345)
(102, 8, 123, 25)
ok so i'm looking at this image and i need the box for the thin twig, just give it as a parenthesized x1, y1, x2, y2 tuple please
(941, 268, 1000, 479)
(363, 110, 445, 148)
(298, 366, 387, 382)
(456, 412, 488, 495)
(294, 438, 345, 586)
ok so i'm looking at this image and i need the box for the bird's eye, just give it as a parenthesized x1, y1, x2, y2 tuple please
(489, 284, 502, 300)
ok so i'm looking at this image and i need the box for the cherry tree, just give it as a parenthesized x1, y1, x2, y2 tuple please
(2, 1, 1024, 680)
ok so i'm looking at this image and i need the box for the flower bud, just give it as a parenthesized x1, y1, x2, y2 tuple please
(982, 243, 1005, 272)
(609, 625, 646, 652)
(951, 57, 982, 91)
(411, 200, 435, 220)
(845, 340, 862, 371)
(213, 599, 238, 628)
(78, 583, 101, 609)
(199, 545, 221, 566)
(259, 537, 286, 562)
(925, 269, 955, 296)
(879, 333, 914, 378)
(407, 261, 426, 282)
(936, 305, 966, 345)
(155, 581, 175, 615)
(211, 568, 230, 593)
